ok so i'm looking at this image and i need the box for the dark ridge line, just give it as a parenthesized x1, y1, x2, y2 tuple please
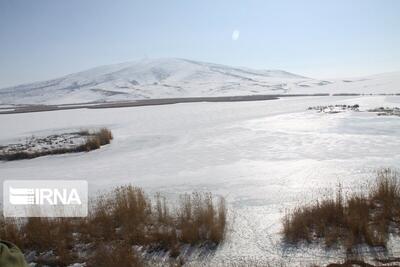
(0, 94, 330, 115)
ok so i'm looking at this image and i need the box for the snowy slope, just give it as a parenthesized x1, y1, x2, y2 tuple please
(0, 58, 306, 104)
(296, 71, 400, 96)
(0, 58, 399, 105)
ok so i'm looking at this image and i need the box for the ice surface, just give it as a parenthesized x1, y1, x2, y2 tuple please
(1, 95, 400, 265)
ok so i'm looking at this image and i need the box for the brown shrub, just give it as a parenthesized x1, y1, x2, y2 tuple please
(87, 241, 143, 267)
(80, 128, 113, 151)
(97, 128, 113, 145)
(178, 192, 226, 245)
(0, 218, 23, 248)
(111, 186, 151, 244)
(0, 186, 227, 265)
(82, 137, 101, 151)
(283, 169, 400, 250)
(0, 217, 78, 266)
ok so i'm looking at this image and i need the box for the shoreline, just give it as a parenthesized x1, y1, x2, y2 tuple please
(0, 94, 330, 114)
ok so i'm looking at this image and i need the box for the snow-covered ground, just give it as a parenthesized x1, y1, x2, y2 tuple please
(1, 95, 400, 265)
(0, 58, 399, 105)
(0, 132, 87, 156)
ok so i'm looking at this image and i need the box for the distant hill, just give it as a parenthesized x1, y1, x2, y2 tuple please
(0, 58, 399, 104)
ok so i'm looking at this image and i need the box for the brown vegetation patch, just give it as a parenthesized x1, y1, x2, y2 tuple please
(283, 169, 400, 250)
(0, 186, 226, 266)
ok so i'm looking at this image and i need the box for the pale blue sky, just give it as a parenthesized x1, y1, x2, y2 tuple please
(0, 0, 399, 88)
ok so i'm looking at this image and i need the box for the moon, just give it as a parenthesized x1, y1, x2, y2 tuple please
(232, 30, 240, 41)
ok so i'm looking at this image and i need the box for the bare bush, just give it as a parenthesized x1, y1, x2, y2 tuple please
(0, 186, 227, 266)
(87, 241, 143, 267)
(283, 169, 400, 250)
(177, 192, 226, 244)
(96, 128, 113, 145)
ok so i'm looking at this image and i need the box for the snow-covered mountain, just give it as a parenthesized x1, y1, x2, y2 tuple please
(0, 58, 399, 105)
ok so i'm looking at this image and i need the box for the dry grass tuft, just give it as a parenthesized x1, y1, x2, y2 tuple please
(87, 241, 143, 267)
(76, 127, 113, 152)
(96, 128, 113, 145)
(178, 192, 226, 244)
(0, 186, 226, 266)
(283, 169, 400, 250)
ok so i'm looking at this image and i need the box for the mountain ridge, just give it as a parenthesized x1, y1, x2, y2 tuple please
(0, 58, 399, 105)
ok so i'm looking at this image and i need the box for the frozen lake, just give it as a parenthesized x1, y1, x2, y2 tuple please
(1, 95, 400, 265)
